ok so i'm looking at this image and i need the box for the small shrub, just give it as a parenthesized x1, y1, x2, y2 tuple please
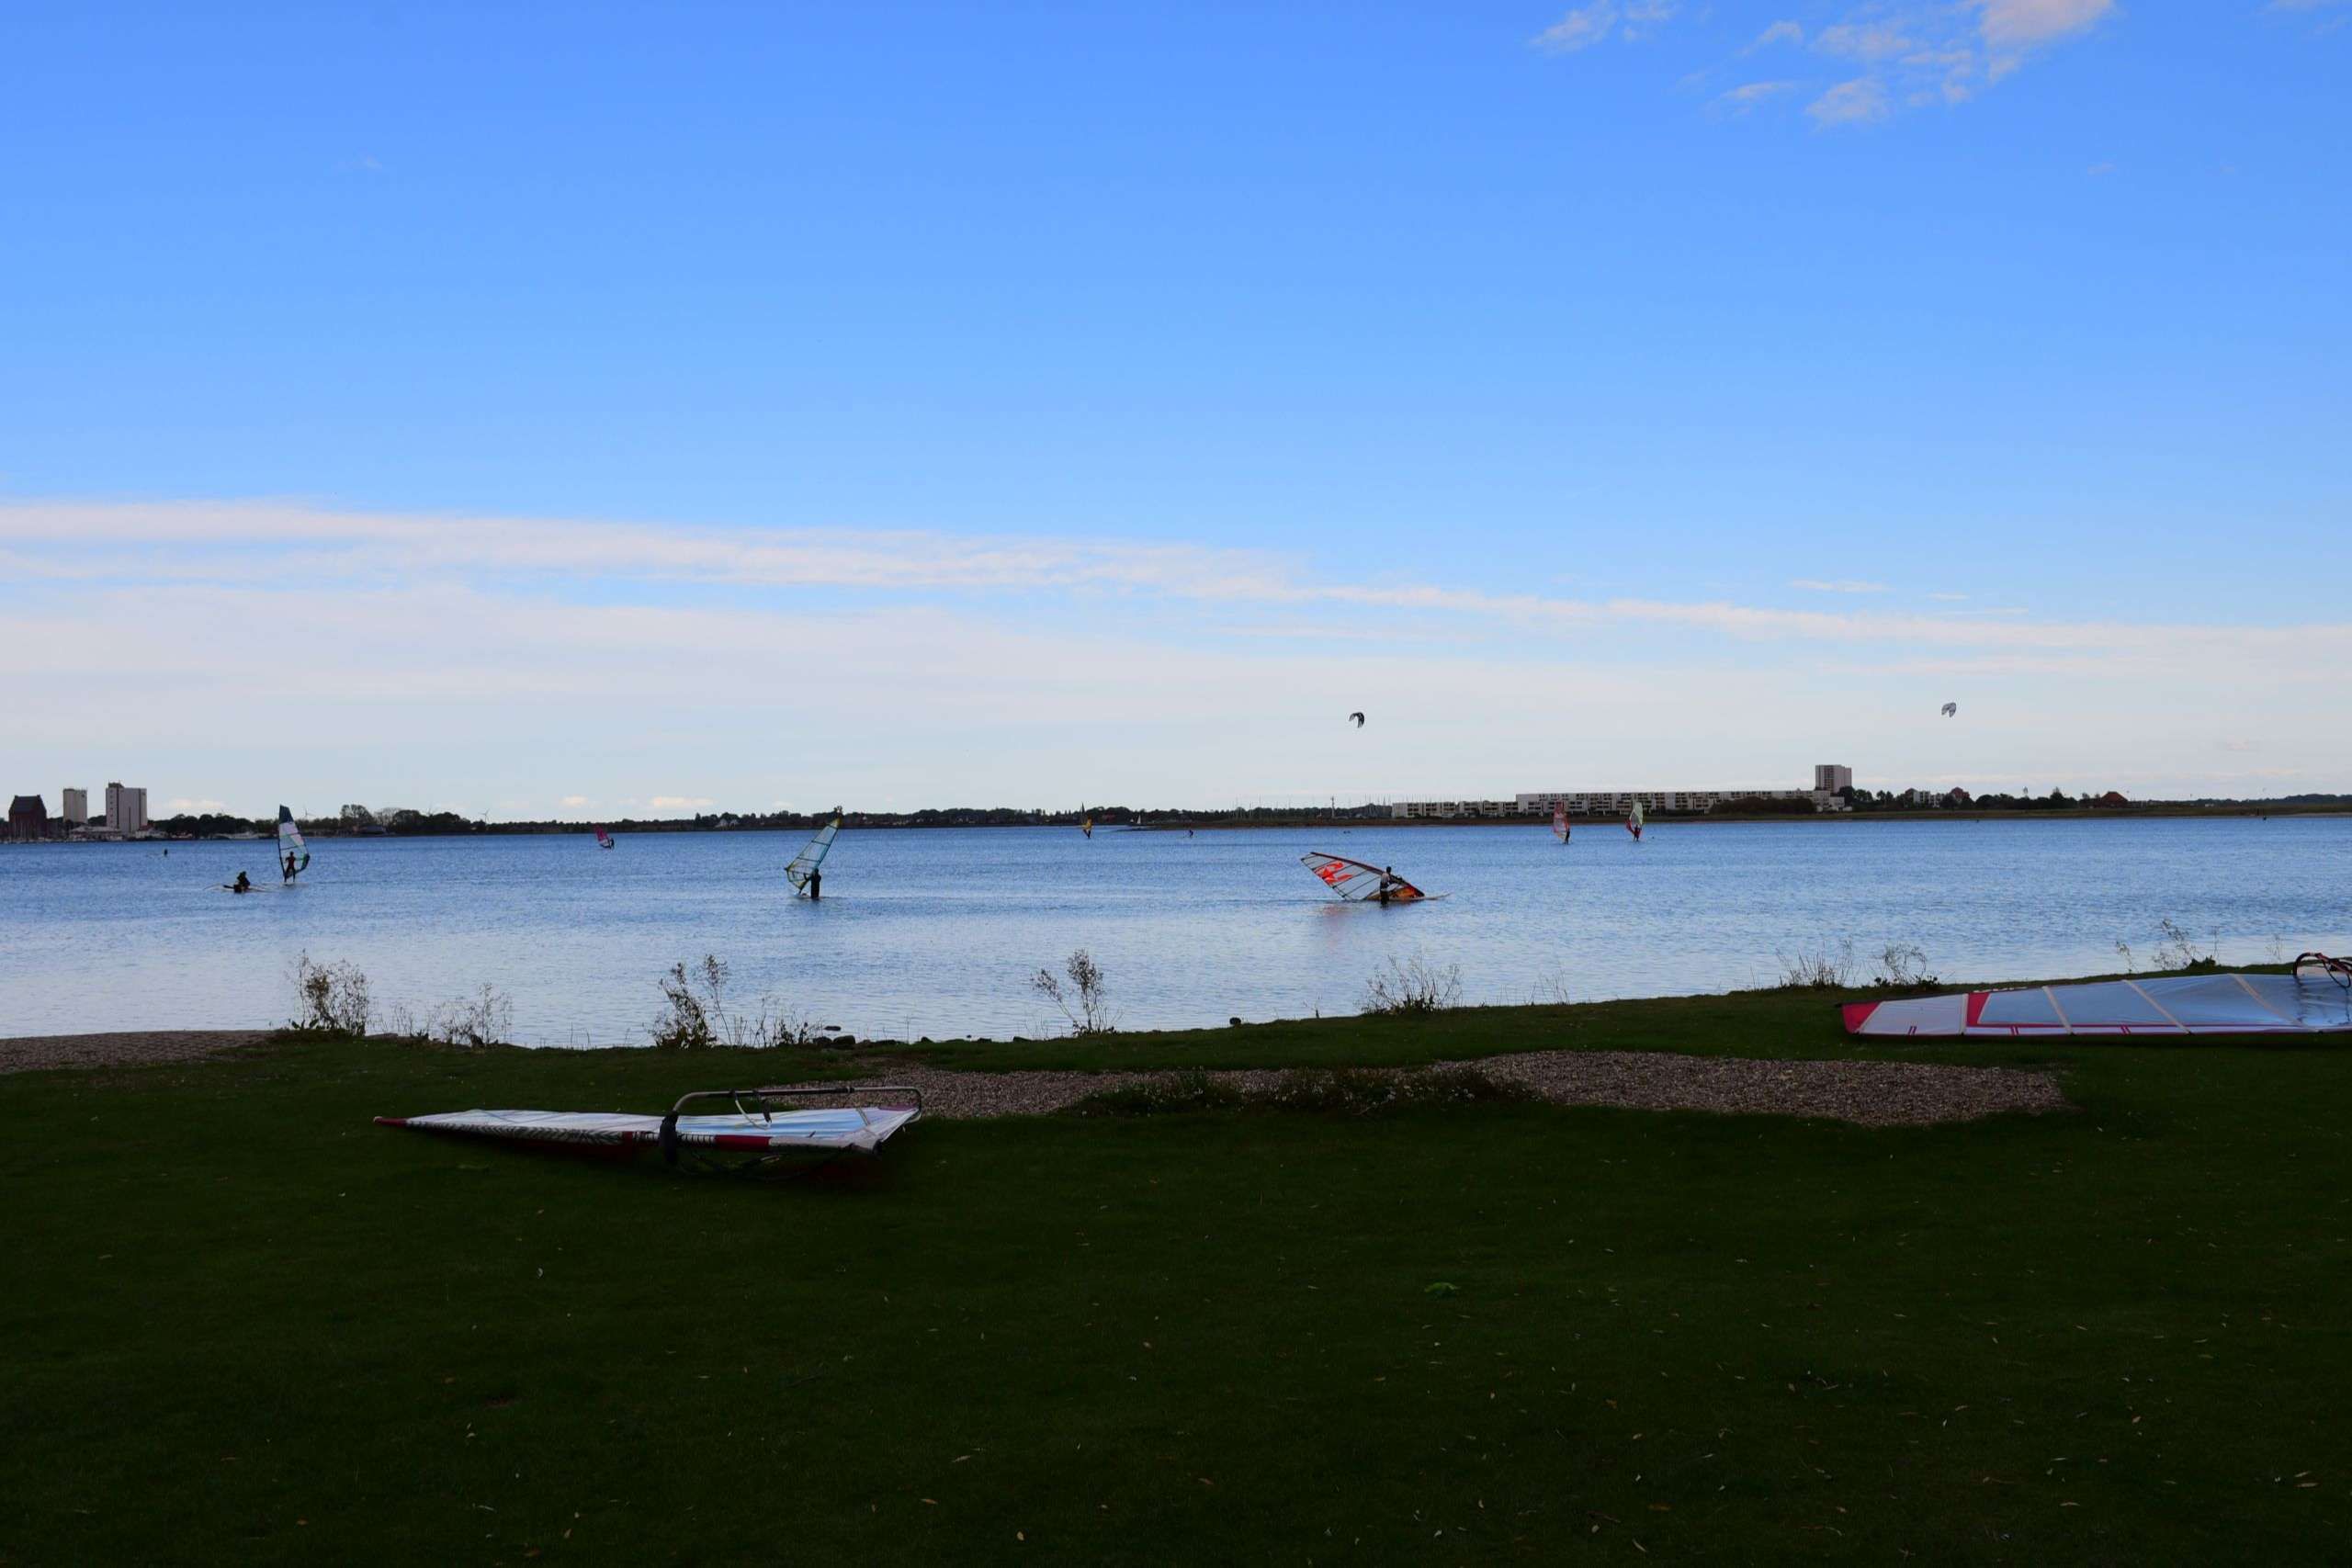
(1362, 954, 1463, 1016)
(2152, 918, 2219, 973)
(1071, 1065, 1533, 1119)
(1069, 1071, 1242, 1117)
(651, 958, 719, 1050)
(1871, 942, 1938, 989)
(650, 954, 813, 1050)
(287, 953, 371, 1035)
(425, 984, 514, 1047)
(1771, 939, 1855, 990)
(1033, 949, 1117, 1035)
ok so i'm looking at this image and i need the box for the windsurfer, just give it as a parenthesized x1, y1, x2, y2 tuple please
(1376, 865, 1401, 905)
(283, 852, 299, 881)
(808, 866, 821, 900)
(232, 871, 252, 894)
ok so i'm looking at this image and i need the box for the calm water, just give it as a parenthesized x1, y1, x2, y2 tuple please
(2, 818, 2346, 1043)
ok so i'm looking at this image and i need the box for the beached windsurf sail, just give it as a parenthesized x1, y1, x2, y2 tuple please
(786, 815, 840, 894)
(1552, 801, 1570, 842)
(1843, 954, 2352, 1037)
(1301, 851, 1428, 903)
(594, 824, 615, 850)
(276, 806, 309, 882)
(1626, 799, 1645, 840)
(376, 1085, 922, 1171)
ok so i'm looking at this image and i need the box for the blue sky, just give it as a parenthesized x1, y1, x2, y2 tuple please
(4, 2, 2347, 816)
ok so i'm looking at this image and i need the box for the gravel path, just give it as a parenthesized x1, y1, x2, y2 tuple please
(795, 1050, 2065, 1128)
(0, 1031, 2064, 1126)
(0, 1031, 273, 1074)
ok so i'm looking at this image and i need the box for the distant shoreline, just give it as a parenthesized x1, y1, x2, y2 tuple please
(10, 802, 2343, 845)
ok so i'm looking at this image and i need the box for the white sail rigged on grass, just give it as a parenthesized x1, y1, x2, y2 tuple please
(277, 806, 309, 882)
(786, 815, 841, 894)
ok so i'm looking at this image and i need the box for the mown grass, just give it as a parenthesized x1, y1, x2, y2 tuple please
(4, 985, 2349, 1562)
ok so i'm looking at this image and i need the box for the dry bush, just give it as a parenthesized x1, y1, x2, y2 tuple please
(1033, 949, 1117, 1035)
(651, 955, 814, 1050)
(1772, 939, 1856, 990)
(287, 953, 371, 1035)
(1362, 954, 1463, 1016)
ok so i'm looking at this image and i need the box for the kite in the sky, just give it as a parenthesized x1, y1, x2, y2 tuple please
(1347, 712, 1365, 728)
(1941, 702, 1958, 717)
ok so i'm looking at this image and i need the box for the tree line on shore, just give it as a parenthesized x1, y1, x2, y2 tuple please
(136, 792, 2352, 840)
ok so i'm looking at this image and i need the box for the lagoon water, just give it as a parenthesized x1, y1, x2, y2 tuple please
(2, 818, 2346, 1044)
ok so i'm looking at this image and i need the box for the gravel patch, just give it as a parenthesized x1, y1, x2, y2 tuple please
(0, 1031, 274, 1074)
(794, 1049, 2065, 1128)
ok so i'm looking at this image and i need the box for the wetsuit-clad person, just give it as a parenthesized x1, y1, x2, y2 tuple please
(1375, 865, 1398, 905)
(283, 852, 299, 881)
(808, 866, 821, 900)
(232, 871, 252, 894)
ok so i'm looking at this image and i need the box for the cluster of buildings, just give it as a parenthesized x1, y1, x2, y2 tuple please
(1391, 766, 1856, 819)
(4, 783, 153, 842)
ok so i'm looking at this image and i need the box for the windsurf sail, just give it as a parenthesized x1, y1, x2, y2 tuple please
(1843, 954, 2352, 1037)
(276, 806, 309, 882)
(594, 824, 615, 850)
(376, 1084, 923, 1169)
(1300, 851, 1427, 903)
(1552, 801, 1570, 842)
(1081, 814, 1094, 839)
(786, 814, 841, 893)
(1627, 799, 1645, 840)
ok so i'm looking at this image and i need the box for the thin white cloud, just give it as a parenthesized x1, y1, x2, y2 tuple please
(1817, 21, 1916, 61)
(165, 797, 230, 813)
(1532, 3, 1617, 52)
(6, 497, 2350, 809)
(1977, 0, 2114, 51)
(1808, 76, 1891, 126)
(1717, 80, 1799, 112)
(559, 794, 591, 807)
(1532, 0, 1682, 52)
(1928, 592, 1970, 602)
(1586, 0, 2118, 125)
(1790, 578, 1889, 594)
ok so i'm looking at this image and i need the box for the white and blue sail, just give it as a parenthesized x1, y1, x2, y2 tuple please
(786, 814, 841, 895)
(277, 806, 310, 882)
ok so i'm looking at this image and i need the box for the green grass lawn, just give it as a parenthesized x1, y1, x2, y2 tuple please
(5, 987, 2348, 1562)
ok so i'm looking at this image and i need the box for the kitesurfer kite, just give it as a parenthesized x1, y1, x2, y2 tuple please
(1941, 702, 1958, 717)
(1347, 712, 1365, 728)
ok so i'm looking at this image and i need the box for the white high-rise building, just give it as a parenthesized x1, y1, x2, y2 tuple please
(62, 786, 87, 825)
(105, 782, 149, 833)
(1815, 764, 1853, 795)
